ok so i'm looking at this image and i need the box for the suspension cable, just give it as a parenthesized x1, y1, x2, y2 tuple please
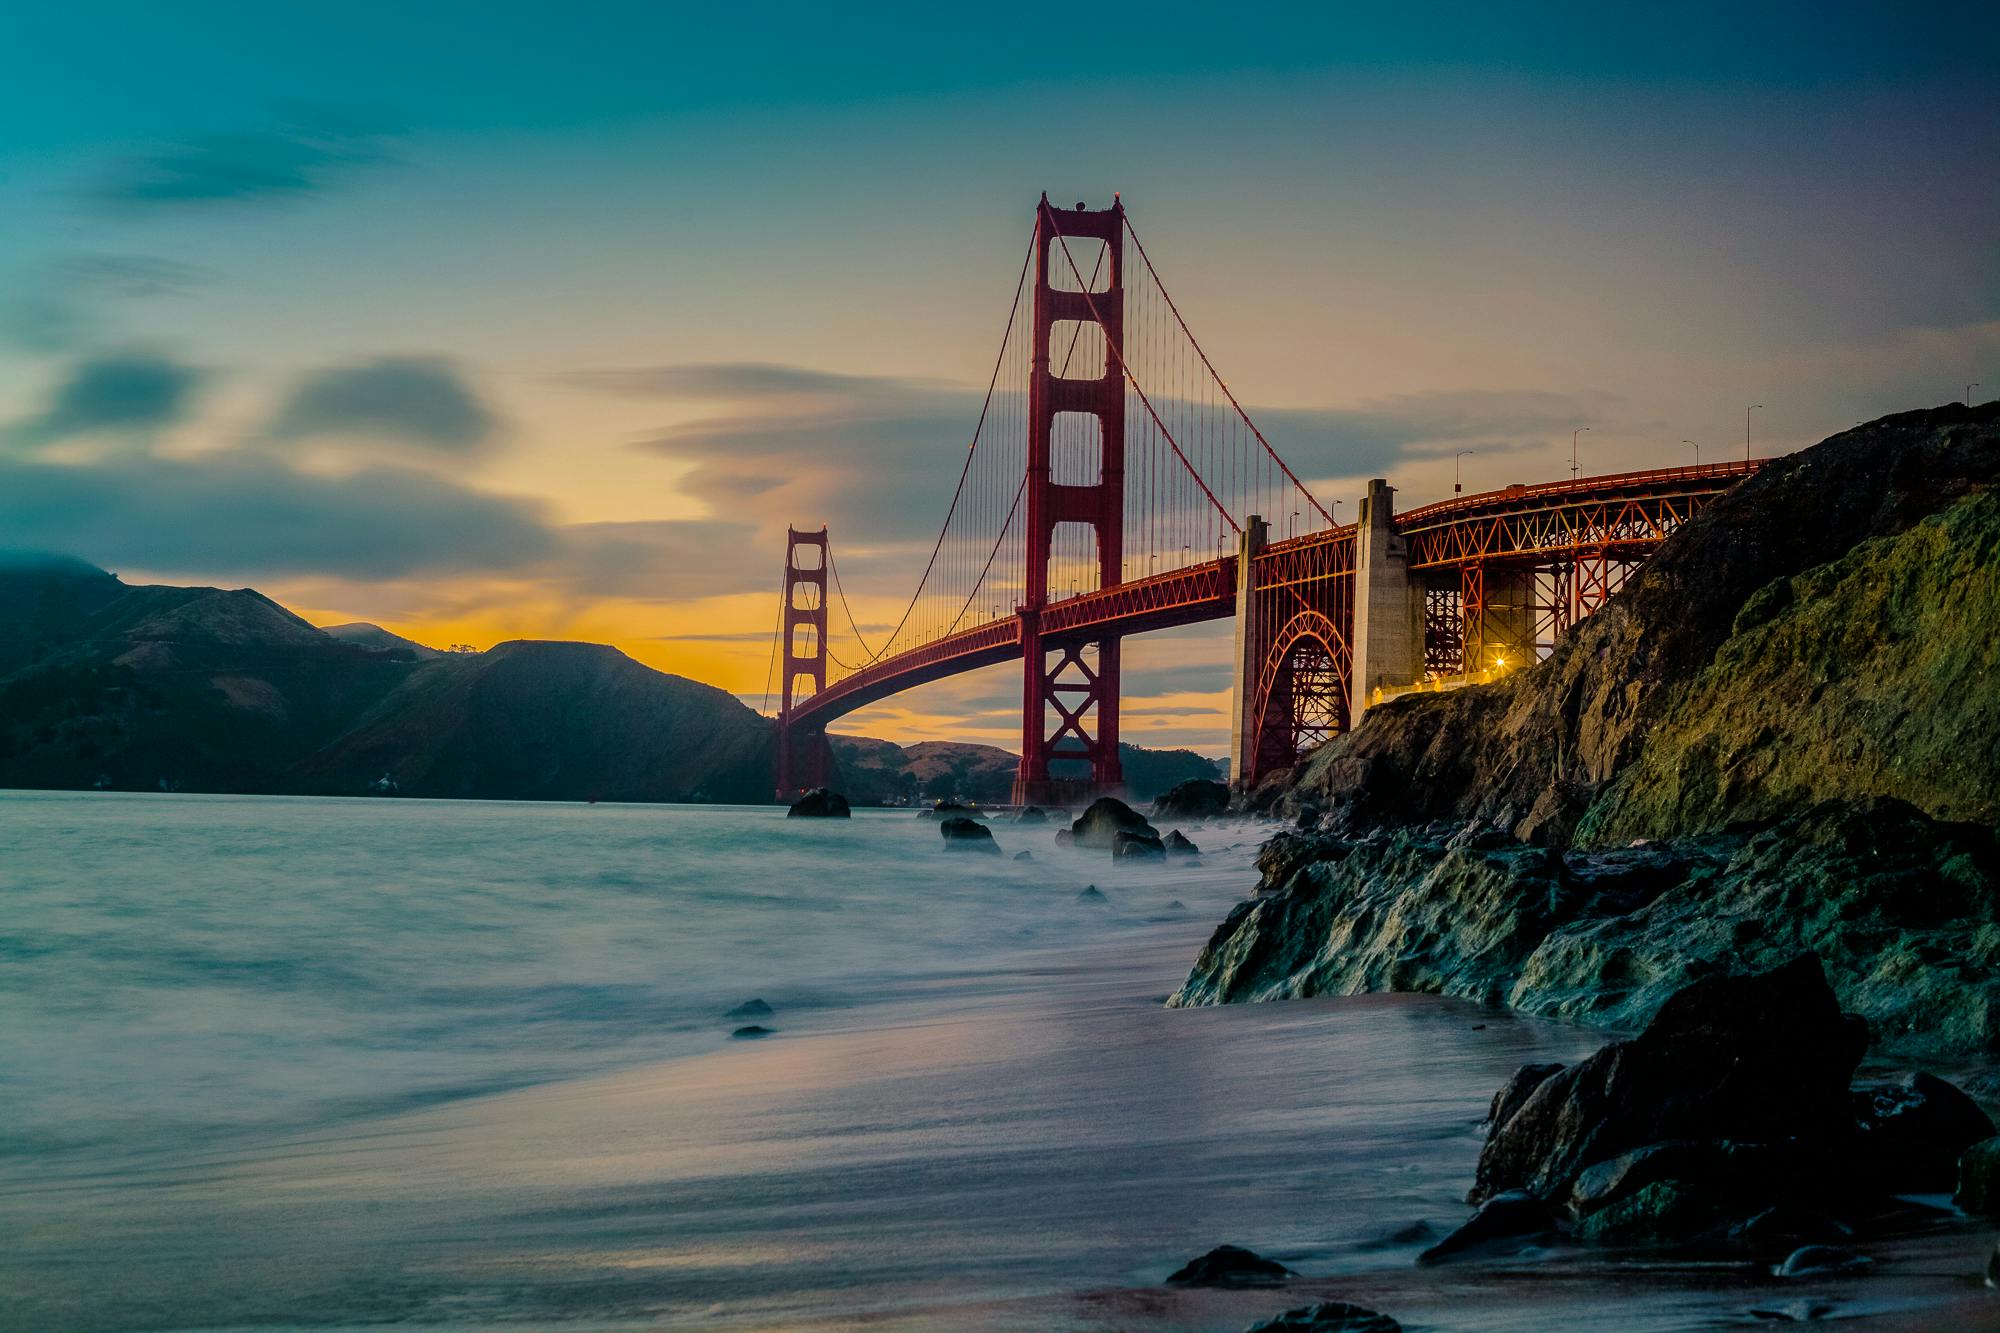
(1123, 214, 1333, 525)
(823, 225, 1036, 674)
(824, 546, 880, 661)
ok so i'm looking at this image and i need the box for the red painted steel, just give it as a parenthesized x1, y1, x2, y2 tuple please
(1015, 197, 1129, 802)
(774, 526, 831, 800)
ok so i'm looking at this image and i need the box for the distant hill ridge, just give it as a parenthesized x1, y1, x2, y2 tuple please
(0, 559, 1221, 804)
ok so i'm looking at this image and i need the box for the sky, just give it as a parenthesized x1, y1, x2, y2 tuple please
(1, 2, 1995, 754)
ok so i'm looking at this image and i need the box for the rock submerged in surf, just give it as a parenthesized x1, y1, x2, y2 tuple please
(1164, 1243, 1292, 1287)
(725, 998, 774, 1020)
(1152, 778, 1230, 821)
(786, 788, 850, 818)
(1112, 829, 1166, 861)
(1164, 829, 1200, 856)
(939, 816, 1000, 853)
(1069, 796, 1158, 849)
(1239, 1300, 1401, 1332)
(1075, 885, 1107, 904)
(730, 1025, 774, 1039)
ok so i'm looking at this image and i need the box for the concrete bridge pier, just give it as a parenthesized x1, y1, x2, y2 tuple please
(1226, 515, 1269, 785)
(1348, 478, 1424, 723)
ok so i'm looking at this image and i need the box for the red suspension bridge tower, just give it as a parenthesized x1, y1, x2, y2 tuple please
(1014, 196, 1128, 804)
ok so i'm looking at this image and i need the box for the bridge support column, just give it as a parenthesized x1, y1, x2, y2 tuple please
(1462, 562, 1535, 674)
(1349, 479, 1423, 721)
(774, 526, 830, 801)
(1227, 515, 1269, 785)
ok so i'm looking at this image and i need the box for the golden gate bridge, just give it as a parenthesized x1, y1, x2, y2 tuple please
(771, 196, 1761, 802)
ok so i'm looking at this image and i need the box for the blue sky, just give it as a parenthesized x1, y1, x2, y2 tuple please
(1, 2, 1995, 750)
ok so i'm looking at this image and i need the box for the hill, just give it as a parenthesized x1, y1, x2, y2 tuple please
(0, 564, 771, 802)
(829, 735, 1223, 804)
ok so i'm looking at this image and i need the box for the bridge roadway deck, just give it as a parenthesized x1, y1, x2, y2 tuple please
(786, 458, 1764, 730)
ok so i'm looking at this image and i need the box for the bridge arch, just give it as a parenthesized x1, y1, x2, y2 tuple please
(1245, 609, 1351, 785)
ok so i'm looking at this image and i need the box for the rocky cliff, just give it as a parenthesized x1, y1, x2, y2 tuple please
(1177, 405, 2000, 1062)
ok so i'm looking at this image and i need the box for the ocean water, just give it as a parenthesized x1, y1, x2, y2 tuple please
(14, 791, 1964, 1331)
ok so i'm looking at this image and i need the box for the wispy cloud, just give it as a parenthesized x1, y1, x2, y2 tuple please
(91, 107, 399, 212)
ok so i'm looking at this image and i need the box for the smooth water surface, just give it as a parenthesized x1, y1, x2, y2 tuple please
(0, 793, 1631, 1329)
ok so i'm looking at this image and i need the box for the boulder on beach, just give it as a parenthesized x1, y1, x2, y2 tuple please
(725, 998, 774, 1020)
(786, 788, 850, 818)
(939, 816, 1000, 853)
(1164, 1243, 1292, 1287)
(1112, 830, 1167, 861)
(1164, 829, 1200, 856)
(1240, 1300, 1402, 1332)
(1069, 796, 1158, 848)
(1153, 778, 1231, 821)
(1472, 956, 1866, 1206)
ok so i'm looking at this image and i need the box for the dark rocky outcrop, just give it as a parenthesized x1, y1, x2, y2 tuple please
(730, 1025, 773, 1039)
(786, 788, 850, 818)
(939, 816, 1000, 853)
(1014, 806, 1051, 825)
(1240, 1301, 1401, 1333)
(1070, 796, 1159, 848)
(1153, 778, 1231, 820)
(1076, 885, 1107, 904)
(725, 999, 774, 1020)
(919, 800, 983, 820)
(1171, 798, 2000, 1064)
(1164, 830, 1200, 856)
(1163, 1244, 1292, 1287)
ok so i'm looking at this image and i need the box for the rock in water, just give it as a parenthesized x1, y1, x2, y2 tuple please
(1112, 830, 1167, 861)
(1076, 885, 1107, 904)
(1164, 1244, 1292, 1287)
(730, 1025, 773, 1039)
(1013, 850, 1034, 862)
(1472, 956, 1866, 1205)
(1987, 1240, 1999, 1289)
(919, 800, 983, 821)
(1241, 1301, 1401, 1333)
(786, 788, 850, 818)
(1014, 806, 1051, 825)
(1070, 796, 1159, 848)
(1153, 778, 1230, 820)
(1954, 1136, 2000, 1214)
(939, 816, 1000, 853)
(1416, 1190, 1555, 1264)
(725, 998, 774, 1020)
(1851, 1072, 1996, 1192)
(1164, 829, 1201, 856)
(1774, 1245, 1871, 1278)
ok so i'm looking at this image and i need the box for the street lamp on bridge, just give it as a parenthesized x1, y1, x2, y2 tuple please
(1571, 427, 1590, 482)
(1970, 383, 1982, 406)
(1455, 449, 1474, 494)
(1684, 439, 1699, 469)
(1746, 404, 1763, 462)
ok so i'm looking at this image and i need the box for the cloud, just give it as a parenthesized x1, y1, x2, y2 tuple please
(555, 519, 773, 601)
(266, 356, 501, 451)
(0, 255, 211, 354)
(0, 454, 553, 582)
(1258, 388, 1622, 480)
(93, 108, 397, 212)
(5, 351, 205, 445)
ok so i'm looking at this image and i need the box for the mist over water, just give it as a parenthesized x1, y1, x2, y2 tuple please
(2, 792, 1629, 1329)
(0, 792, 1258, 1159)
